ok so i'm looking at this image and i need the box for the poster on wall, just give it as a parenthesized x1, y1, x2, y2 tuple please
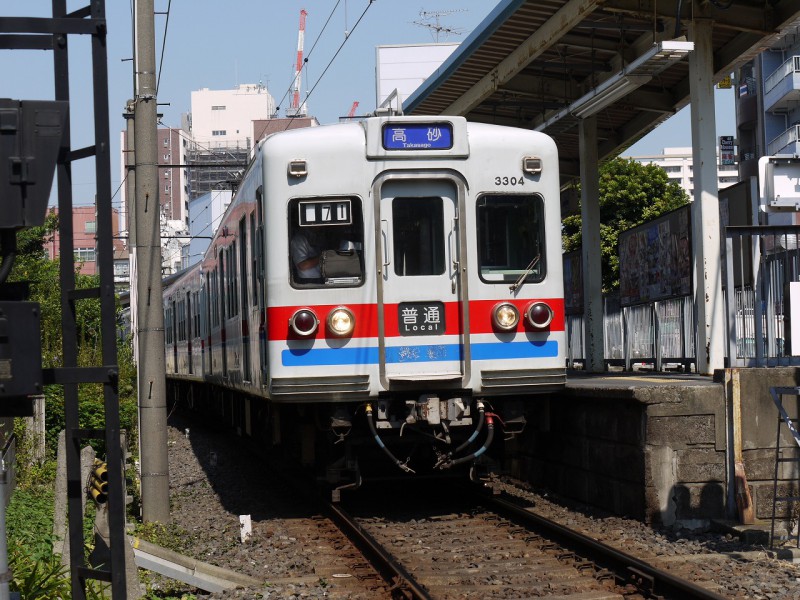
(619, 204, 692, 307)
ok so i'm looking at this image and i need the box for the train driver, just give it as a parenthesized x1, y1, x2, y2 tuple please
(290, 228, 321, 280)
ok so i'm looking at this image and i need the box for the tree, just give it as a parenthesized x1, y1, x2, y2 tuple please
(562, 157, 689, 292)
(9, 210, 138, 457)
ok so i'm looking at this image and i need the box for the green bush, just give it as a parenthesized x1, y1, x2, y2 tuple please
(8, 540, 72, 600)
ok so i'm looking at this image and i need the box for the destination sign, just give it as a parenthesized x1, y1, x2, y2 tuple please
(382, 123, 453, 151)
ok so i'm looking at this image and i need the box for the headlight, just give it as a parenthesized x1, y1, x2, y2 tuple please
(525, 301, 554, 329)
(327, 307, 355, 337)
(290, 308, 319, 336)
(492, 302, 519, 331)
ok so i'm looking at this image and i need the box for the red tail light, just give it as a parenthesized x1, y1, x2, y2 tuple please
(525, 302, 553, 329)
(290, 308, 319, 337)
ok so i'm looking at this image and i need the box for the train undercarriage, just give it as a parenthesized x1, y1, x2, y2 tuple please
(167, 378, 530, 501)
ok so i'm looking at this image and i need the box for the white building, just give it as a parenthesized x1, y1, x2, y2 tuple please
(189, 83, 276, 148)
(376, 43, 459, 109)
(183, 189, 233, 269)
(625, 147, 740, 196)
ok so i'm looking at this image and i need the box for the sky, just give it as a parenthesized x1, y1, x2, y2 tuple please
(2, 1, 736, 207)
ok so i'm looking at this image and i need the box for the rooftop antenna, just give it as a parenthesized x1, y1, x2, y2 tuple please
(413, 9, 467, 42)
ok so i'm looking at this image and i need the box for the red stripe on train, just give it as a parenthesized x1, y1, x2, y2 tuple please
(266, 298, 564, 341)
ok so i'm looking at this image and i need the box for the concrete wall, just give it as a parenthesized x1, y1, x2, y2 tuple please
(735, 368, 800, 522)
(511, 377, 727, 527)
(511, 369, 800, 529)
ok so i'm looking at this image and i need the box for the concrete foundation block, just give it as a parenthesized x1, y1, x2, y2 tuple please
(647, 414, 716, 446)
(675, 448, 725, 482)
(672, 482, 726, 520)
(754, 481, 800, 520)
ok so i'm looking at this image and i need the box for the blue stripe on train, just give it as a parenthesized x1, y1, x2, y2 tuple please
(281, 340, 558, 366)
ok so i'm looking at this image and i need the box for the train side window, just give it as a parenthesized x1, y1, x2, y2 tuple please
(476, 194, 546, 284)
(392, 197, 445, 276)
(288, 196, 364, 288)
(210, 270, 218, 327)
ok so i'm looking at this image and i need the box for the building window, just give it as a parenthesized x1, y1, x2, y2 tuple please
(85, 221, 96, 233)
(212, 130, 227, 136)
(165, 185, 170, 193)
(211, 105, 226, 110)
(74, 247, 96, 262)
(163, 138, 168, 147)
(164, 171, 170, 178)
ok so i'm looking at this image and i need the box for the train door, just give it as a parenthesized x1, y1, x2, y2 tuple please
(375, 175, 469, 386)
(171, 300, 178, 373)
(239, 216, 251, 382)
(186, 291, 193, 375)
(255, 188, 267, 380)
(203, 275, 210, 376)
(219, 251, 228, 377)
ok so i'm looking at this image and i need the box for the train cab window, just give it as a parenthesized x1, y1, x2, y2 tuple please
(477, 194, 545, 284)
(288, 197, 364, 288)
(392, 197, 445, 276)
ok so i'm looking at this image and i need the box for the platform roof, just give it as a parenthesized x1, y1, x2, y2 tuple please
(403, 0, 800, 189)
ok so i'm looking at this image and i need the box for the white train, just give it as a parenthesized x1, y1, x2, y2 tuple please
(163, 115, 565, 492)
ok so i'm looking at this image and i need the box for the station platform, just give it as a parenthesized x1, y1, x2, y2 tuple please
(510, 367, 800, 535)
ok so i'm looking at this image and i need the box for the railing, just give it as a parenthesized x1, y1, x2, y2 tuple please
(566, 226, 800, 369)
(764, 55, 800, 94)
(767, 124, 800, 156)
(566, 296, 694, 371)
(724, 225, 800, 367)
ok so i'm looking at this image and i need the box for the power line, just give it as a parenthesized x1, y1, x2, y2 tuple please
(273, 2, 345, 116)
(282, 0, 376, 132)
(155, 0, 172, 94)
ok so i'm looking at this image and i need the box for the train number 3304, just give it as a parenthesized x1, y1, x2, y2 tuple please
(494, 176, 525, 186)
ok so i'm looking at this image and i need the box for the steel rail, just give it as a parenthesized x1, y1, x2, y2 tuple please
(325, 501, 433, 600)
(485, 492, 730, 600)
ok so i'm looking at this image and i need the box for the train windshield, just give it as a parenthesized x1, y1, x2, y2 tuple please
(288, 196, 364, 288)
(477, 194, 546, 284)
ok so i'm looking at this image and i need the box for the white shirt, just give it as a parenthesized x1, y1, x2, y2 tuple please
(290, 232, 321, 278)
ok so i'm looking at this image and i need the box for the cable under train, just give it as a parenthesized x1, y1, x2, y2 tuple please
(163, 115, 565, 496)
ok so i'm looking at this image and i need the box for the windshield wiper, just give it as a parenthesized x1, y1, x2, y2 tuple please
(509, 254, 540, 293)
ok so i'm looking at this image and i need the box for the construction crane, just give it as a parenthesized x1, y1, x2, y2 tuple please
(288, 9, 308, 117)
(347, 101, 359, 118)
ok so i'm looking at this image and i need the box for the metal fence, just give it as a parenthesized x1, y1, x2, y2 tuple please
(566, 225, 800, 370)
(725, 225, 800, 367)
(567, 296, 695, 371)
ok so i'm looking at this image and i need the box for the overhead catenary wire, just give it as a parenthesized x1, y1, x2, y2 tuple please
(281, 0, 376, 131)
(303, 2, 375, 104)
(272, 0, 345, 117)
(155, 0, 172, 94)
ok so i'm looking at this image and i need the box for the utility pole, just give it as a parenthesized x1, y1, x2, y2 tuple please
(134, 0, 170, 522)
(124, 101, 137, 365)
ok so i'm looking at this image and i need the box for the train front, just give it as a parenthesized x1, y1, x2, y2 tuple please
(262, 116, 565, 490)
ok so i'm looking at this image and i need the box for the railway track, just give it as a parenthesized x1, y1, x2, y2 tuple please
(326, 482, 730, 600)
(165, 414, 800, 599)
